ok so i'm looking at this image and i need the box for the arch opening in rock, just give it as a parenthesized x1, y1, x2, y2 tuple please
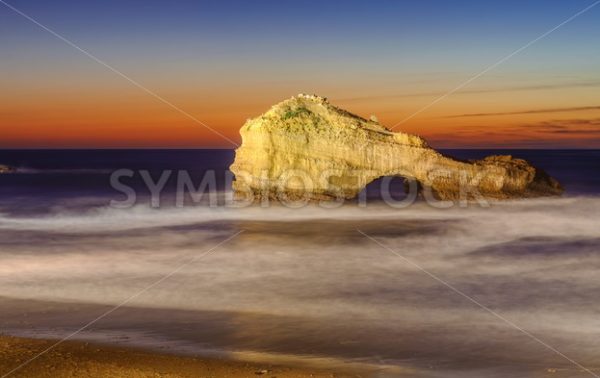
(359, 175, 420, 202)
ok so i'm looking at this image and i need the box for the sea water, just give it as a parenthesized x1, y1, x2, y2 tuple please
(0, 149, 599, 377)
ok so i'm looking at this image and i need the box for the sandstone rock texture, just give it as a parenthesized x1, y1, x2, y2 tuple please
(230, 94, 563, 201)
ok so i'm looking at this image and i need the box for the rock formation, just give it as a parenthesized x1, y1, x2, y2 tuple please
(230, 94, 563, 201)
(0, 165, 15, 174)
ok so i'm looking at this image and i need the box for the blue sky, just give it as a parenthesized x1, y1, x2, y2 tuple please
(1, 0, 600, 147)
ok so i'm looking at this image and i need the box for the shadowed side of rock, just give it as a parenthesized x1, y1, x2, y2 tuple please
(230, 94, 563, 202)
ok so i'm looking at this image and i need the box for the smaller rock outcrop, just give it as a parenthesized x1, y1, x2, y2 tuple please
(0, 165, 15, 174)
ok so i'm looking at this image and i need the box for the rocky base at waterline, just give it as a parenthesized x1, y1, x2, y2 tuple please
(0, 165, 15, 174)
(230, 94, 563, 201)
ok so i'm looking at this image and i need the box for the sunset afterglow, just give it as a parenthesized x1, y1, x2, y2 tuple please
(1, 0, 599, 148)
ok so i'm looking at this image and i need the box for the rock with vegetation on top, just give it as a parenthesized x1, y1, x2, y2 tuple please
(230, 94, 563, 201)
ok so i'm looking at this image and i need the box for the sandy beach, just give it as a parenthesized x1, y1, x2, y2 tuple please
(0, 335, 354, 378)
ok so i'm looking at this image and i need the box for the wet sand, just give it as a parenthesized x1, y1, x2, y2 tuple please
(0, 335, 354, 378)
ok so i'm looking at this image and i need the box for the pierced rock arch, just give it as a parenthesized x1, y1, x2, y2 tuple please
(230, 94, 562, 201)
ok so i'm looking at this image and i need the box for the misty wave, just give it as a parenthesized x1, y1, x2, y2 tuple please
(0, 195, 598, 235)
(1, 196, 600, 312)
(1, 196, 600, 376)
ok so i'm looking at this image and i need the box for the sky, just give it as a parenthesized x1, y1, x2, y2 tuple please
(1, 0, 600, 148)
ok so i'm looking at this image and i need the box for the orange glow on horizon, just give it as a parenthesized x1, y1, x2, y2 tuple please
(2, 81, 600, 148)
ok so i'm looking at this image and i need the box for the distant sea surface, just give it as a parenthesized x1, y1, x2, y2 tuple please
(1, 149, 599, 377)
(0, 149, 599, 210)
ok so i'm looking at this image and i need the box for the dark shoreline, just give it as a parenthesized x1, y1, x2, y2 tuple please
(0, 335, 359, 378)
(0, 297, 399, 377)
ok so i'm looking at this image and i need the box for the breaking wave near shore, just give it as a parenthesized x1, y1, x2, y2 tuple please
(1, 196, 600, 376)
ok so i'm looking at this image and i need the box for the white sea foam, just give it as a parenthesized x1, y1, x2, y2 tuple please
(1, 196, 600, 374)
(0, 195, 598, 234)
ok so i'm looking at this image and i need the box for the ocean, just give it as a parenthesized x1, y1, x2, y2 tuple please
(0, 149, 599, 377)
